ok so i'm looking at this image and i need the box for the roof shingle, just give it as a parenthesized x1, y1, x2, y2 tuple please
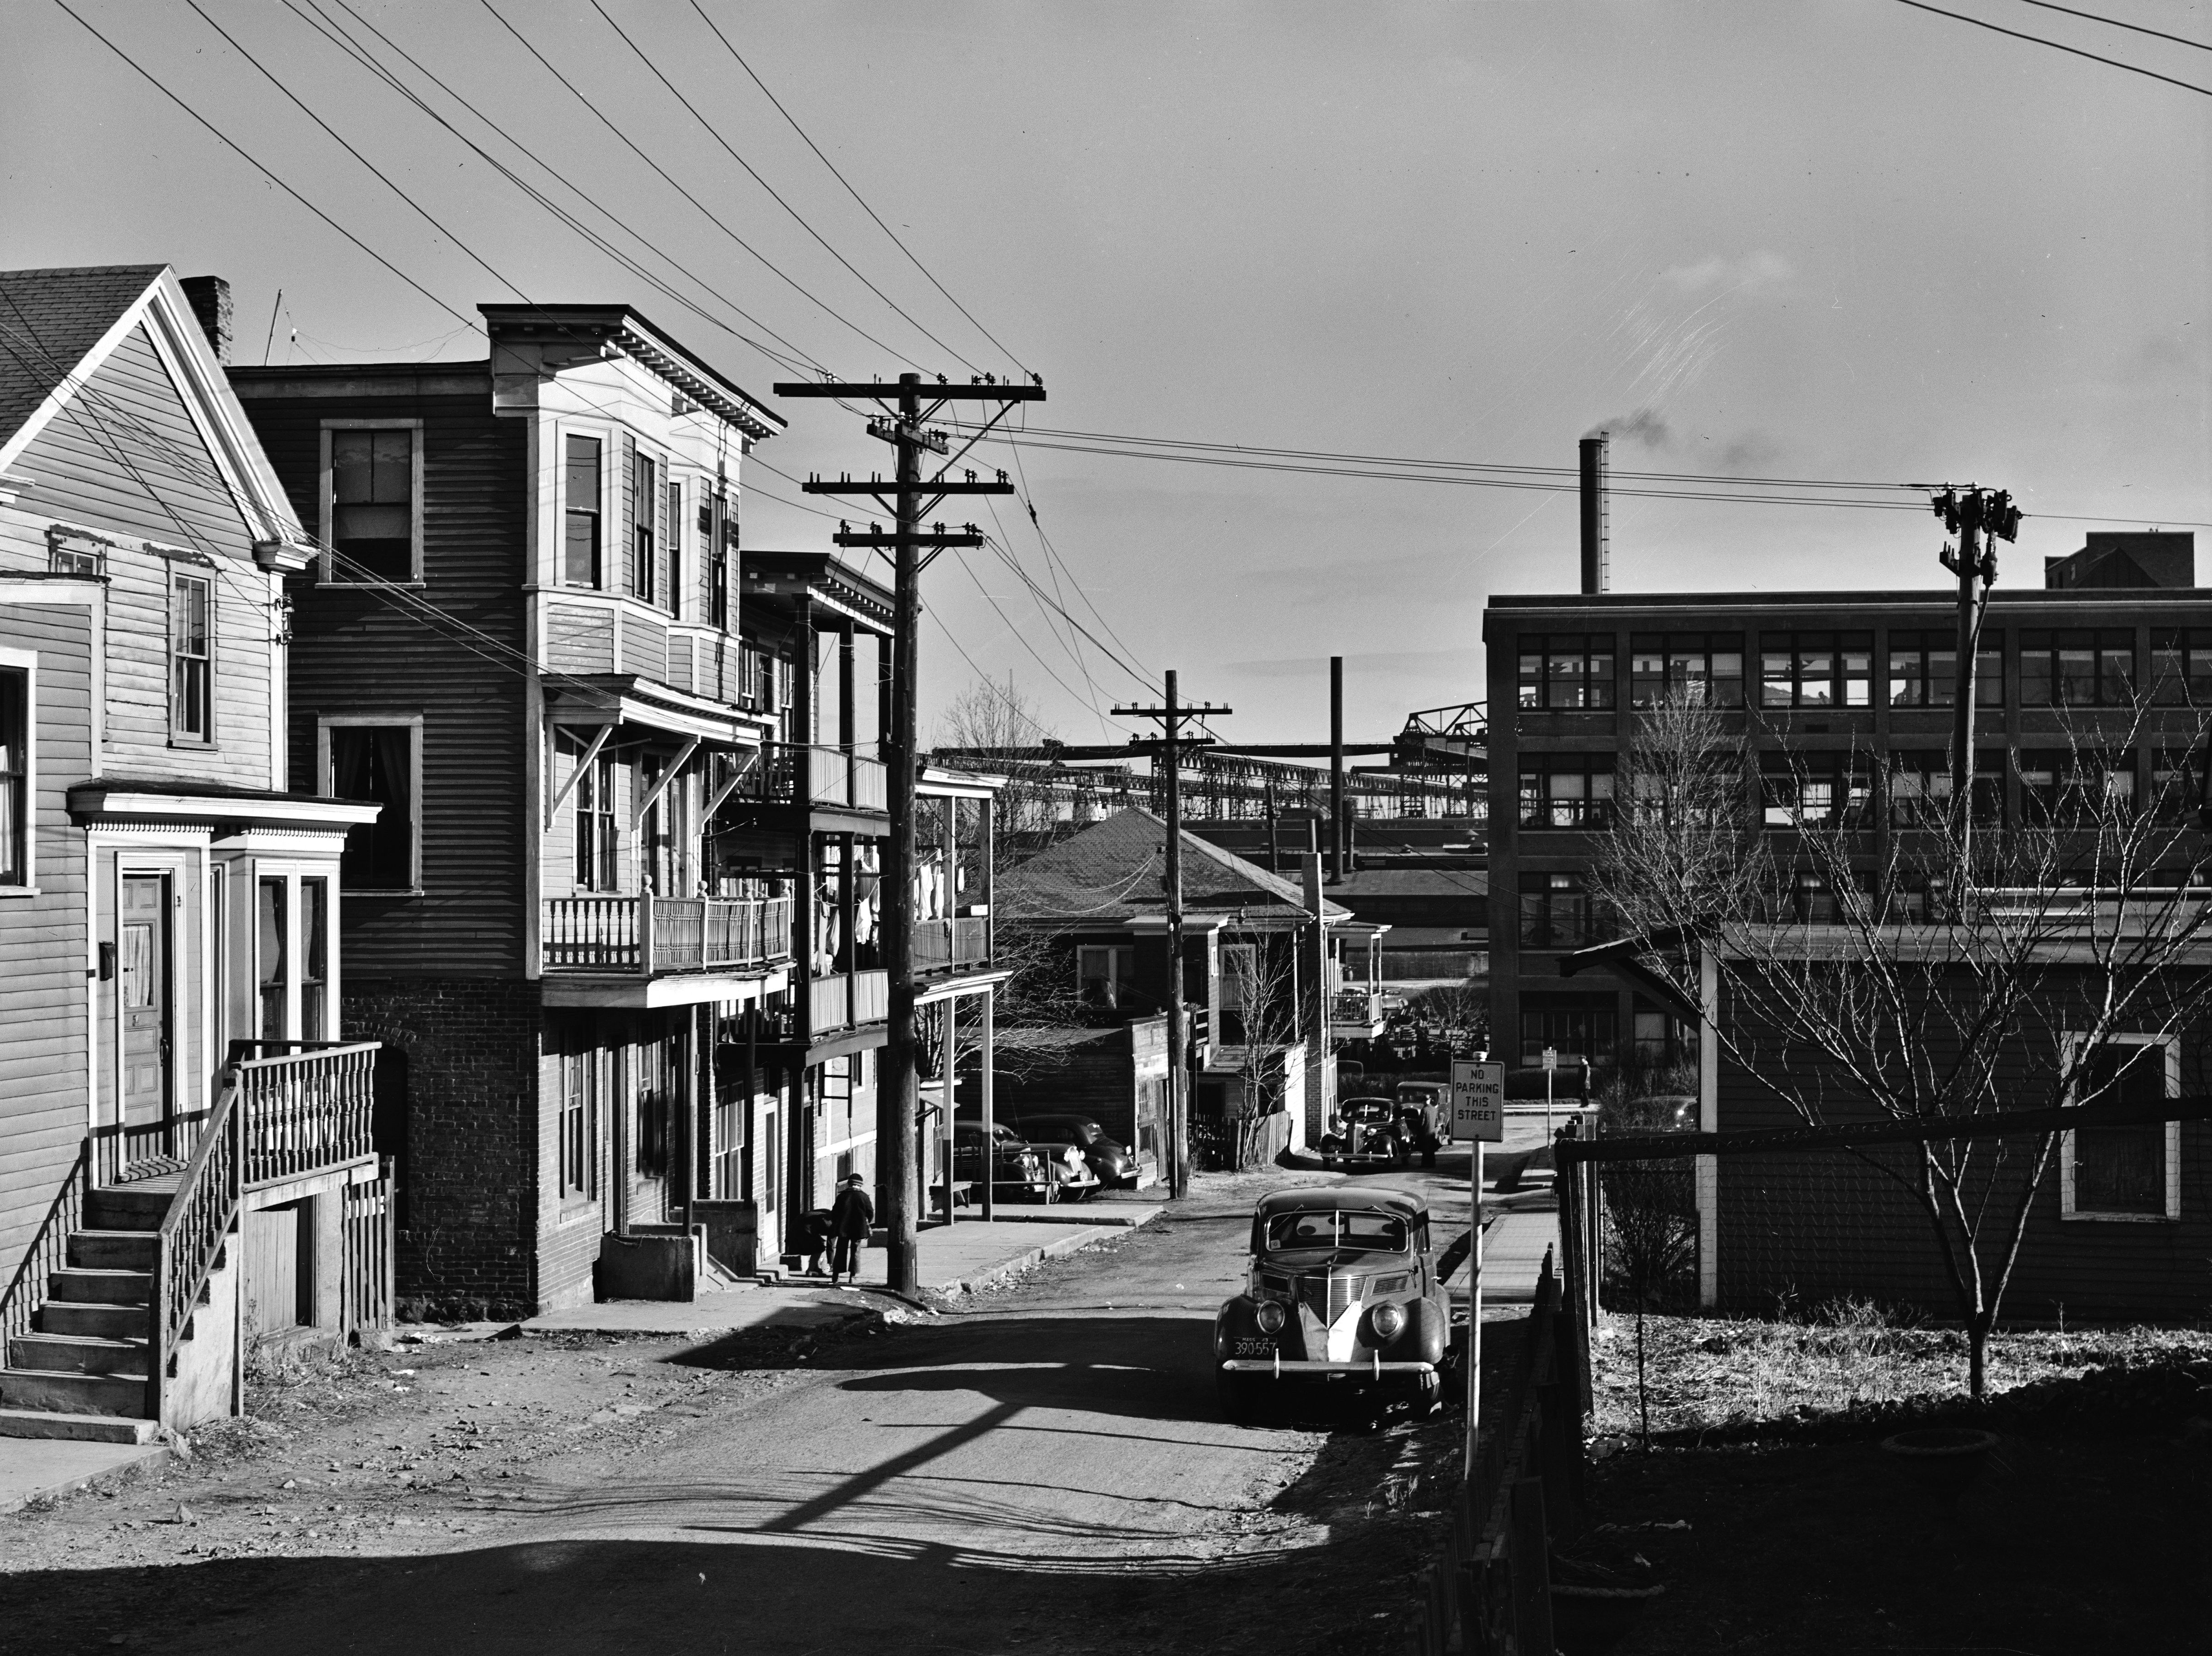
(999, 807, 1349, 923)
(0, 265, 165, 450)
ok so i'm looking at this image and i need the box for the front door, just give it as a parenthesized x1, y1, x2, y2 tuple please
(119, 874, 172, 1166)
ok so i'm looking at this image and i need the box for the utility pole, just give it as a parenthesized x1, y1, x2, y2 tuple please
(776, 372, 1044, 1297)
(1932, 485, 2020, 890)
(1329, 655, 1346, 883)
(1114, 673, 1231, 1200)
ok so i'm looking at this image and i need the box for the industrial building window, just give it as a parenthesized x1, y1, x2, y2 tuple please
(328, 426, 417, 582)
(2150, 748, 2202, 822)
(1516, 634, 1615, 710)
(2018, 749, 2134, 823)
(1517, 998, 1615, 1067)
(564, 435, 603, 588)
(2061, 1034, 2178, 1220)
(1518, 872, 1594, 950)
(1759, 751, 1871, 828)
(169, 572, 213, 744)
(1887, 749, 2001, 828)
(1077, 944, 1137, 1009)
(2019, 630, 2134, 707)
(2148, 630, 2212, 705)
(326, 723, 417, 891)
(1759, 632, 1872, 708)
(1628, 633, 1743, 708)
(574, 749, 620, 891)
(0, 667, 26, 887)
(1887, 629, 2002, 708)
(561, 1051, 596, 1202)
(1517, 753, 1614, 829)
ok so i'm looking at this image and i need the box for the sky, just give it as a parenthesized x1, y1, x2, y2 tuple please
(5, 0, 2207, 746)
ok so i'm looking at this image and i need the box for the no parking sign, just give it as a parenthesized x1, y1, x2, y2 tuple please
(1449, 1060, 1505, 1142)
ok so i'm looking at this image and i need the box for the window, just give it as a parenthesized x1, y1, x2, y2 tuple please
(47, 529, 106, 577)
(1517, 997, 1615, 1067)
(1888, 749, 2002, 828)
(1516, 634, 1614, 710)
(257, 876, 287, 1041)
(2150, 747, 2202, 823)
(170, 572, 212, 744)
(574, 748, 619, 891)
(1517, 752, 1615, 829)
(300, 878, 329, 1039)
(326, 724, 417, 891)
(2062, 1035, 2178, 1220)
(560, 1051, 596, 1202)
(0, 668, 25, 886)
(1782, 869, 1873, 925)
(329, 427, 415, 582)
(700, 486, 734, 629)
(630, 446, 658, 605)
(1077, 944, 1137, 1009)
(1519, 871, 1594, 950)
(2020, 629, 2134, 707)
(2019, 749, 2134, 824)
(641, 754, 687, 897)
(1887, 629, 2003, 708)
(2148, 629, 2212, 706)
(1629, 633, 1745, 709)
(1759, 632, 1872, 708)
(564, 435, 603, 588)
(664, 479, 683, 619)
(1759, 751, 1871, 828)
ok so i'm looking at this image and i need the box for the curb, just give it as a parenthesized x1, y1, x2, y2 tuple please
(932, 1224, 1126, 1296)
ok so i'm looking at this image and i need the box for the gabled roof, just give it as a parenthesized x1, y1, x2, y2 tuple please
(0, 264, 311, 560)
(998, 807, 1350, 924)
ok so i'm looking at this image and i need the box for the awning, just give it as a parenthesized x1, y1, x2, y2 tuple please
(69, 778, 380, 832)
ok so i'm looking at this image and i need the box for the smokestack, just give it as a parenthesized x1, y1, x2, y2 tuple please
(179, 276, 232, 364)
(1579, 433, 1609, 594)
(1329, 656, 1345, 883)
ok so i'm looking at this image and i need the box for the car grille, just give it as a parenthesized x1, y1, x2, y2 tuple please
(1298, 1274, 1360, 1325)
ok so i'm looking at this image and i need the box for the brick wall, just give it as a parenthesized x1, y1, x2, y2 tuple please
(343, 976, 541, 1320)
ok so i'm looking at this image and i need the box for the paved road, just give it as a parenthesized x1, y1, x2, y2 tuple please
(5, 1157, 1487, 1656)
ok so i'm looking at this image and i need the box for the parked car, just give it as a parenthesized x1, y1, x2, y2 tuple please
(951, 1118, 1099, 1202)
(1318, 1096, 1415, 1167)
(1213, 1187, 1451, 1421)
(1392, 1081, 1450, 1167)
(1003, 1112, 1138, 1189)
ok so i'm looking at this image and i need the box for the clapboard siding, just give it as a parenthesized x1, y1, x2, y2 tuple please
(546, 603, 615, 674)
(619, 611, 668, 684)
(665, 634, 694, 695)
(12, 323, 275, 788)
(236, 386, 529, 979)
(0, 601, 93, 1305)
(1714, 970, 2212, 1323)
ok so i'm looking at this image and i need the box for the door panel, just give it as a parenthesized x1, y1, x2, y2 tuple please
(119, 875, 171, 1154)
(245, 1201, 309, 1336)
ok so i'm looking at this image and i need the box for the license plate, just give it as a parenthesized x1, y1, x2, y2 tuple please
(1233, 1339, 1275, 1358)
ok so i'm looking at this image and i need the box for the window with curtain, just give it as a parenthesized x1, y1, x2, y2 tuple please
(1077, 944, 1136, 1008)
(564, 435, 602, 588)
(330, 427, 415, 581)
(300, 879, 329, 1039)
(328, 724, 415, 890)
(170, 572, 213, 743)
(258, 877, 287, 1041)
(0, 669, 25, 886)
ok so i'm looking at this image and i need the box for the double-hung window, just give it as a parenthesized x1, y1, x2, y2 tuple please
(2061, 1034, 2179, 1220)
(700, 487, 734, 629)
(574, 749, 619, 891)
(2020, 629, 2134, 707)
(663, 479, 683, 619)
(1077, 944, 1137, 1009)
(564, 436, 603, 588)
(328, 426, 417, 582)
(1516, 634, 1615, 710)
(325, 722, 418, 891)
(560, 1051, 596, 1203)
(170, 571, 213, 745)
(629, 445, 658, 606)
(0, 663, 27, 887)
(1759, 632, 1872, 709)
(1628, 633, 1743, 708)
(1517, 753, 1614, 829)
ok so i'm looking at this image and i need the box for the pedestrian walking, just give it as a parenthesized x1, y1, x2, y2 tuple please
(828, 1173, 874, 1285)
(799, 1207, 835, 1278)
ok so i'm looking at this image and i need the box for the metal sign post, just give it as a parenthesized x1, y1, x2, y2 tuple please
(1542, 1044, 1558, 1145)
(1451, 1059, 1505, 1477)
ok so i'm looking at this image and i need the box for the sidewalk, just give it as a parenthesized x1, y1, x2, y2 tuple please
(521, 1209, 1157, 1337)
(1478, 1190, 1560, 1307)
(0, 1436, 167, 1516)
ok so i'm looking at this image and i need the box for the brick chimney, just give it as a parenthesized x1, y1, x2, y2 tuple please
(178, 275, 232, 364)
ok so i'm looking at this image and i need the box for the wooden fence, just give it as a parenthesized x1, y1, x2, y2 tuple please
(340, 1160, 396, 1342)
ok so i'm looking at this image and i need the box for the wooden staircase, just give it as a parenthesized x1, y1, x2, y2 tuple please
(0, 1183, 187, 1446)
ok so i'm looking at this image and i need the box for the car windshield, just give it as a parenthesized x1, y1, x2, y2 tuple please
(1263, 1210, 1408, 1254)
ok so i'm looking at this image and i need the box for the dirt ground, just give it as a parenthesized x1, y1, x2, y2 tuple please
(1570, 1313, 2212, 1655)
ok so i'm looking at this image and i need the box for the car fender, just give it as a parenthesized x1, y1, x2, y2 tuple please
(1380, 1296, 1448, 1366)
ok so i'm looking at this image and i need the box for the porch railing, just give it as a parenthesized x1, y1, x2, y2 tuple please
(232, 1040, 380, 1189)
(542, 895, 795, 975)
(151, 1070, 243, 1427)
(851, 967, 889, 1023)
(808, 967, 890, 1033)
(913, 916, 991, 973)
(0, 1139, 89, 1353)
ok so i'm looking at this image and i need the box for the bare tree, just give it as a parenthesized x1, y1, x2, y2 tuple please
(1588, 691, 2212, 1397)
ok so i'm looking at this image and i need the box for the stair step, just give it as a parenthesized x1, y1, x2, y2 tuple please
(86, 1187, 173, 1231)
(35, 1302, 153, 1340)
(47, 1268, 151, 1307)
(0, 1406, 159, 1444)
(67, 1231, 157, 1271)
(9, 1332, 149, 1378)
(0, 1368, 151, 1418)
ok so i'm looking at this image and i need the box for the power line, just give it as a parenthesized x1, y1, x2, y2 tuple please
(1893, 0, 2212, 96)
(681, 0, 1031, 374)
(588, 0, 982, 375)
(2008, 0, 2211, 54)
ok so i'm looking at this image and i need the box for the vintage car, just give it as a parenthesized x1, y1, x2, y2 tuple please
(1213, 1187, 1452, 1421)
(951, 1118, 1099, 1203)
(1006, 1112, 1139, 1189)
(1317, 1096, 1418, 1167)
(1392, 1081, 1450, 1167)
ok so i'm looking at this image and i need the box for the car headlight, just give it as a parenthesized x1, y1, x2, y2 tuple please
(1255, 1300, 1288, 1334)
(1370, 1303, 1406, 1342)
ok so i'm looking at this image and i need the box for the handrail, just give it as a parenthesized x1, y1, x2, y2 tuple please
(151, 1067, 243, 1427)
(237, 1042, 380, 1189)
(0, 1139, 89, 1352)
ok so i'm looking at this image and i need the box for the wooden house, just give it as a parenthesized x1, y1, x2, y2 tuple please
(0, 264, 385, 1442)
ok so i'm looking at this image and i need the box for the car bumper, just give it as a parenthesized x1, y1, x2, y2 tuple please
(1219, 1357, 1438, 1377)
